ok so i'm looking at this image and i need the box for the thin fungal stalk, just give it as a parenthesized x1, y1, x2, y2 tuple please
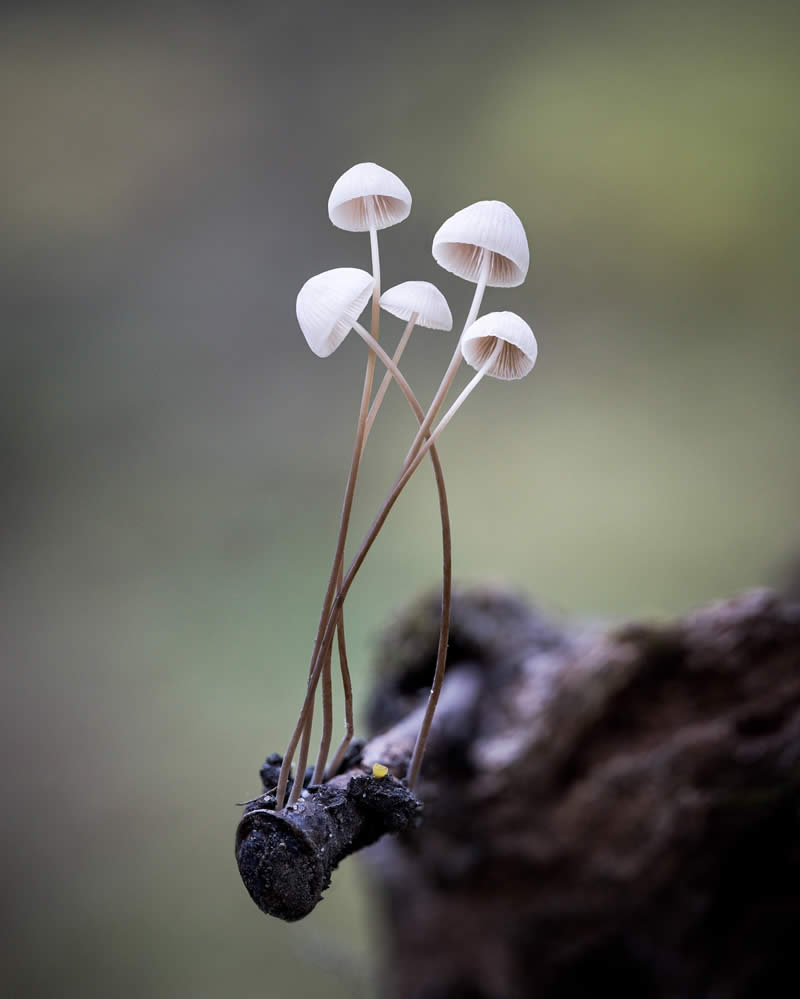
(277, 205, 382, 809)
(291, 341, 504, 789)
(364, 315, 417, 439)
(305, 214, 383, 790)
(324, 583, 354, 780)
(279, 326, 454, 801)
(310, 319, 451, 784)
(400, 250, 490, 472)
(404, 344, 502, 786)
(307, 265, 491, 789)
(324, 314, 415, 779)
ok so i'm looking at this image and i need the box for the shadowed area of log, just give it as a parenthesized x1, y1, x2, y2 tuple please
(362, 586, 800, 999)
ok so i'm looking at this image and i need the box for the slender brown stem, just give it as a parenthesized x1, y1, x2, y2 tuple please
(400, 250, 490, 472)
(324, 315, 424, 779)
(406, 338, 502, 787)
(322, 260, 491, 785)
(310, 321, 451, 783)
(284, 261, 493, 801)
(290, 340, 503, 782)
(306, 226, 382, 791)
(321, 317, 416, 778)
(280, 250, 494, 806)
(324, 575, 354, 780)
(277, 212, 382, 810)
(322, 318, 417, 778)
(287, 369, 369, 804)
(364, 316, 416, 439)
(280, 326, 453, 803)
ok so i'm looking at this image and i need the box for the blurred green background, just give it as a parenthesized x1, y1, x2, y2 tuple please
(2, 1, 798, 996)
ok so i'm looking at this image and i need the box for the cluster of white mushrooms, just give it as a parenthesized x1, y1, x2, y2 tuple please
(275, 162, 536, 809)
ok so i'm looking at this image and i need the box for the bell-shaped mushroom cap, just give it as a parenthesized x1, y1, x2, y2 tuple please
(379, 281, 453, 331)
(328, 163, 412, 232)
(296, 267, 374, 358)
(432, 201, 529, 288)
(460, 311, 538, 380)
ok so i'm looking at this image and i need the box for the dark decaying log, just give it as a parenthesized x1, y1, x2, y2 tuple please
(237, 585, 800, 997)
(236, 755, 421, 921)
(363, 586, 800, 999)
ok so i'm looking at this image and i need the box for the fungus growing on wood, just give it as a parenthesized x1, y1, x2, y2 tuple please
(280, 266, 454, 806)
(246, 166, 537, 875)
(286, 164, 414, 807)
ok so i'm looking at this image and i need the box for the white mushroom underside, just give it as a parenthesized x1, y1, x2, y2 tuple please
(461, 335, 535, 380)
(436, 243, 522, 287)
(431, 201, 529, 287)
(333, 195, 409, 232)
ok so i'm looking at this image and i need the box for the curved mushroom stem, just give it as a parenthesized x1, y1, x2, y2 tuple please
(289, 342, 503, 793)
(400, 249, 490, 472)
(407, 337, 503, 472)
(278, 205, 382, 810)
(324, 314, 415, 780)
(309, 319, 452, 784)
(405, 339, 503, 788)
(279, 327, 454, 802)
(364, 315, 417, 440)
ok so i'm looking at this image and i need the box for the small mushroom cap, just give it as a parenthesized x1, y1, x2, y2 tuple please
(328, 163, 412, 232)
(432, 201, 529, 287)
(379, 281, 453, 331)
(460, 311, 538, 380)
(296, 267, 374, 358)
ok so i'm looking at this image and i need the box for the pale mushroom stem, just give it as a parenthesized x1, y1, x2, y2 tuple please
(288, 341, 503, 793)
(279, 325, 453, 801)
(323, 313, 415, 781)
(405, 339, 505, 788)
(400, 250, 490, 472)
(286, 364, 369, 804)
(408, 337, 503, 472)
(364, 315, 416, 440)
(278, 208, 382, 809)
(299, 344, 505, 798)
(310, 318, 451, 784)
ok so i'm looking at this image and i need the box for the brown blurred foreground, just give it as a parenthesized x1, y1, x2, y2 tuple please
(342, 586, 800, 998)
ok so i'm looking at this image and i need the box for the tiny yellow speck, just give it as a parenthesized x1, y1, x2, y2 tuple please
(372, 763, 389, 778)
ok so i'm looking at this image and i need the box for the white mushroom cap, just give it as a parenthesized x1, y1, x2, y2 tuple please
(432, 201, 529, 287)
(296, 267, 374, 358)
(379, 281, 453, 331)
(328, 163, 412, 232)
(460, 311, 538, 380)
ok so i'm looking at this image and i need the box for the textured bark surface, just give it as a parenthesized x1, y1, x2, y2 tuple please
(362, 586, 800, 999)
(236, 753, 421, 921)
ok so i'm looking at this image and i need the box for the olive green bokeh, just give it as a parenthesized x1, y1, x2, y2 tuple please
(2, 2, 798, 996)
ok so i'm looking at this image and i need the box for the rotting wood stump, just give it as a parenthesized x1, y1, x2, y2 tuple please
(237, 586, 800, 998)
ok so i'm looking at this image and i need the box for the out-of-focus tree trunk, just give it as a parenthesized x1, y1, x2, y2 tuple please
(361, 586, 800, 999)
